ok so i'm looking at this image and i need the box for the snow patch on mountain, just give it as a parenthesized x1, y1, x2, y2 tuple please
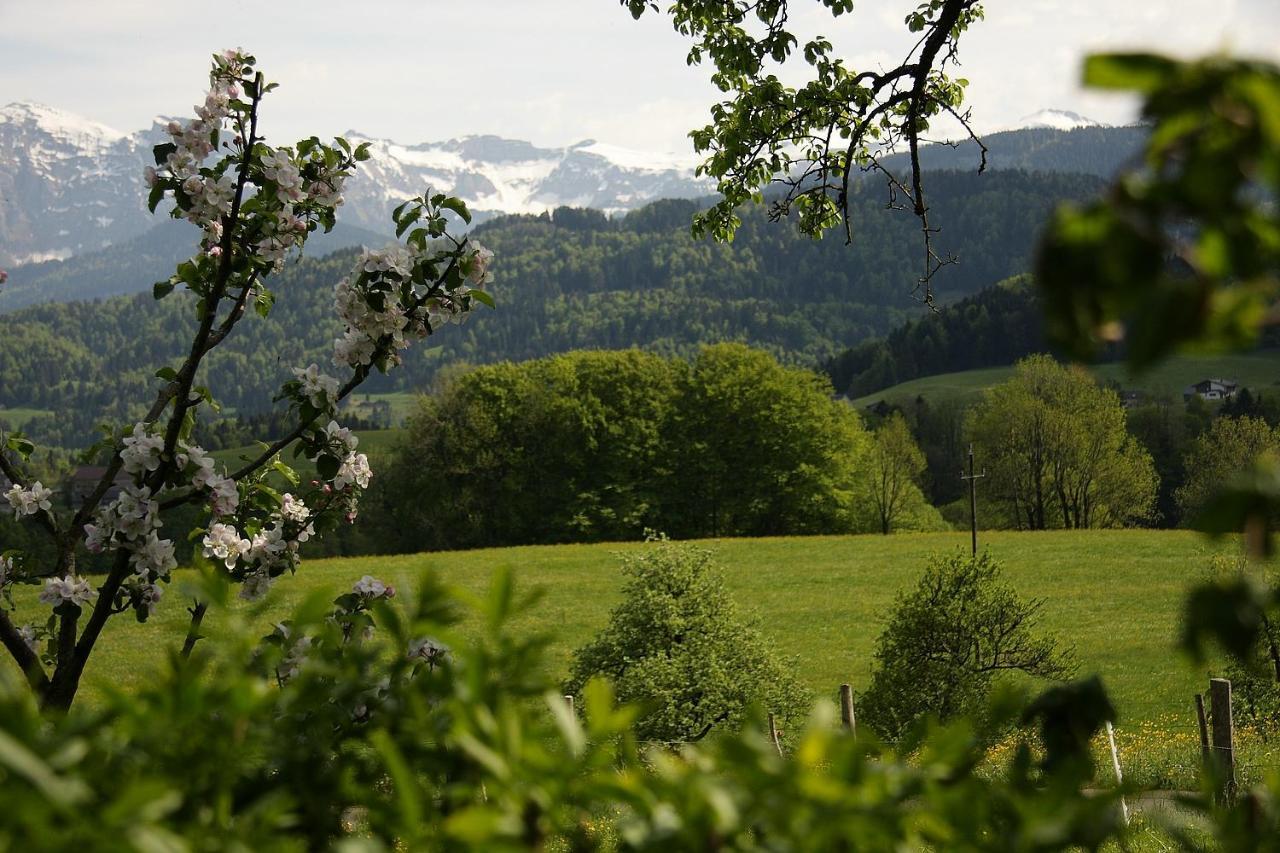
(0, 102, 126, 147)
(0, 100, 714, 267)
(1014, 109, 1107, 131)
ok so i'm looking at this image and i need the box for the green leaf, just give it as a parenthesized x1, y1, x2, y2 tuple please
(468, 289, 495, 309)
(5, 433, 35, 460)
(147, 183, 166, 214)
(153, 279, 176, 300)
(316, 454, 340, 481)
(151, 142, 176, 166)
(440, 197, 472, 225)
(1082, 52, 1178, 93)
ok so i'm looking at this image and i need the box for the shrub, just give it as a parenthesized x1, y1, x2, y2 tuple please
(860, 550, 1074, 740)
(564, 538, 810, 742)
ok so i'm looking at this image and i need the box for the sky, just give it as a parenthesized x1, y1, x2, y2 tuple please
(2, 0, 1278, 155)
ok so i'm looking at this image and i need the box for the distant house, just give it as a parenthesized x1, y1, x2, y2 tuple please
(1119, 390, 1147, 409)
(1182, 378, 1240, 402)
(67, 467, 132, 504)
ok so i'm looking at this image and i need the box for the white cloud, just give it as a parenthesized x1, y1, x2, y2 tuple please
(0, 0, 1276, 150)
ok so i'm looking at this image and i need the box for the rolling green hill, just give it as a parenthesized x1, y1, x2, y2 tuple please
(852, 351, 1280, 409)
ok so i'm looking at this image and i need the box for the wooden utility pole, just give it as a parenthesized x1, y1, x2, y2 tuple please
(960, 444, 986, 556)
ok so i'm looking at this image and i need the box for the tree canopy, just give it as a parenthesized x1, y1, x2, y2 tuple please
(966, 355, 1158, 530)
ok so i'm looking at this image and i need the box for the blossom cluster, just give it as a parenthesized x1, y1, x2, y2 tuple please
(144, 49, 250, 249)
(330, 237, 493, 371)
(5, 481, 52, 519)
(39, 574, 97, 609)
(292, 363, 340, 410)
(83, 483, 174, 599)
(80, 430, 245, 618)
(201, 492, 315, 601)
(0, 554, 13, 589)
(408, 636, 450, 667)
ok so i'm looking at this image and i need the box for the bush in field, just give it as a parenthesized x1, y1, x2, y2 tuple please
(861, 551, 1075, 740)
(564, 539, 810, 743)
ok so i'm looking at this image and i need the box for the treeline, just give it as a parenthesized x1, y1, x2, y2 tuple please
(879, 125, 1148, 178)
(824, 276, 1048, 397)
(865, 356, 1280, 529)
(348, 346, 943, 553)
(0, 169, 1104, 449)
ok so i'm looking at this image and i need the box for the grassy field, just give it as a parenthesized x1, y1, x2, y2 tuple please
(852, 351, 1280, 408)
(341, 391, 419, 425)
(6, 529, 1240, 732)
(0, 407, 52, 428)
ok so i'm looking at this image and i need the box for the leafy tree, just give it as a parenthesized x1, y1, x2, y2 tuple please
(966, 355, 1158, 529)
(1176, 415, 1280, 524)
(661, 343, 873, 538)
(624, 0, 986, 298)
(865, 412, 928, 534)
(564, 539, 810, 743)
(860, 551, 1074, 740)
(375, 350, 678, 551)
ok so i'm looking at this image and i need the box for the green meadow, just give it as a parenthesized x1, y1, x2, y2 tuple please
(7, 530, 1237, 730)
(852, 351, 1280, 408)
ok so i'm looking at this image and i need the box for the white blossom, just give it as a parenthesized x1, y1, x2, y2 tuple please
(120, 423, 165, 476)
(334, 452, 372, 491)
(6, 481, 53, 518)
(408, 637, 449, 665)
(280, 493, 309, 524)
(203, 522, 251, 570)
(466, 240, 495, 287)
(239, 570, 274, 601)
(130, 532, 177, 579)
(352, 575, 394, 599)
(277, 635, 312, 682)
(0, 555, 13, 588)
(17, 625, 37, 652)
(323, 420, 359, 454)
(110, 484, 162, 541)
(292, 363, 340, 410)
(39, 575, 97, 609)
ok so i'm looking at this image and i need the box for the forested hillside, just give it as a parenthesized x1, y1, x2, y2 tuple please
(879, 124, 1147, 178)
(0, 219, 387, 312)
(0, 169, 1102, 448)
(823, 276, 1049, 397)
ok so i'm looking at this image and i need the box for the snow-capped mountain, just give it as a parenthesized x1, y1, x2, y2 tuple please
(336, 133, 708, 234)
(0, 100, 711, 267)
(1014, 109, 1108, 132)
(0, 103, 159, 266)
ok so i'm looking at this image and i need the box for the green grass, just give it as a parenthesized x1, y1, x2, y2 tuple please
(341, 391, 419, 425)
(0, 407, 52, 428)
(6, 530, 1237, 730)
(853, 351, 1280, 408)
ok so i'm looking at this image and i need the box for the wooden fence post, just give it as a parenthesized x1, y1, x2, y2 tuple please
(839, 683, 856, 735)
(1194, 693, 1210, 764)
(768, 713, 784, 757)
(1208, 678, 1236, 801)
(1104, 721, 1129, 826)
